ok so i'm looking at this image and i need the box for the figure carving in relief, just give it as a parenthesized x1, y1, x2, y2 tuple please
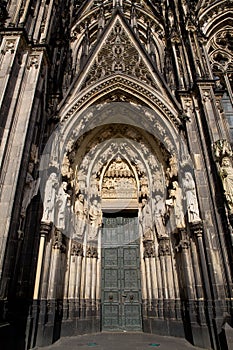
(42, 172, 59, 223)
(21, 163, 40, 217)
(140, 175, 149, 197)
(166, 181, 185, 229)
(74, 193, 87, 237)
(61, 155, 73, 179)
(154, 195, 168, 238)
(56, 182, 70, 230)
(140, 198, 154, 241)
(182, 172, 201, 223)
(166, 154, 178, 183)
(89, 199, 102, 240)
(219, 157, 233, 213)
(152, 172, 163, 193)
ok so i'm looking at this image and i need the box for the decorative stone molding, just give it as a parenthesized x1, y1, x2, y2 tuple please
(158, 237, 171, 256)
(86, 246, 98, 258)
(143, 241, 155, 258)
(53, 229, 66, 253)
(71, 241, 83, 257)
(189, 221, 204, 238)
(40, 222, 52, 236)
(1, 39, 16, 54)
(27, 55, 39, 70)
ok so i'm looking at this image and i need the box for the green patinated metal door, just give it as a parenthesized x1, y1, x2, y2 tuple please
(102, 213, 142, 331)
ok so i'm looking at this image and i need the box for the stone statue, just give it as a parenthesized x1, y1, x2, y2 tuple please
(167, 181, 185, 229)
(42, 172, 59, 223)
(88, 199, 102, 240)
(74, 193, 87, 237)
(154, 195, 167, 238)
(219, 157, 233, 214)
(56, 182, 70, 230)
(139, 198, 154, 241)
(182, 172, 201, 223)
(21, 163, 40, 217)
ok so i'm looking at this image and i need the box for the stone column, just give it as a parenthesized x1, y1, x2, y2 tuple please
(33, 222, 52, 300)
(85, 247, 92, 300)
(158, 238, 170, 300)
(177, 230, 195, 300)
(47, 229, 66, 299)
(75, 244, 83, 299)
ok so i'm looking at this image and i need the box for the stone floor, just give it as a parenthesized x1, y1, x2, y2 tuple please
(34, 332, 207, 350)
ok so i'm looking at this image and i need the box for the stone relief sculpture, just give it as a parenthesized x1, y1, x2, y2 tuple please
(88, 199, 102, 240)
(21, 162, 40, 217)
(56, 182, 70, 230)
(182, 172, 201, 223)
(166, 154, 178, 183)
(166, 181, 185, 229)
(154, 194, 168, 238)
(139, 198, 154, 241)
(42, 172, 59, 223)
(219, 157, 233, 214)
(74, 193, 87, 237)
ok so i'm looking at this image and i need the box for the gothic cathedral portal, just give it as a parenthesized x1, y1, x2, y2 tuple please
(1, 2, 233, 350)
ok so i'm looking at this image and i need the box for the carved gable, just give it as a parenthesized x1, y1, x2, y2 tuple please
(80, 15, 161, 92)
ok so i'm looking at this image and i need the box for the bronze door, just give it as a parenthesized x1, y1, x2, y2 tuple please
(101, 213, 142, 331)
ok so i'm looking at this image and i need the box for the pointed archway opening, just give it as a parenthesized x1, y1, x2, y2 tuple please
(100, 156, 142, 331)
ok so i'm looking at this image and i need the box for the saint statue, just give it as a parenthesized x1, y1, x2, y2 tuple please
(74, 193, 87, 237)
(219, 157, 233, 214)
(154, 195, 167, 238)
(139, 198, 154, 241)
(88, 199, 102, 240)
(182, 172, 201, 223)
(167, 181, 185, 229)
(56, 182, 70, 230)
(42, 172, 59, 223)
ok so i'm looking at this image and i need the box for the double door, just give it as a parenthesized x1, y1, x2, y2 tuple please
(101, 214, 142, 331)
